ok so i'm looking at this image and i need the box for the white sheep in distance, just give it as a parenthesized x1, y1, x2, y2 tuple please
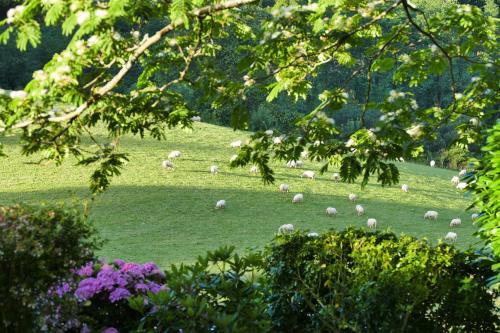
(445, 231, 457, 242)
(307, 232, 319, 237)
(451, 176, 460, 185)
(215, 200, 226, 209)
(286, 160, 297, 168)
(471, 213, 479, 221)
(450, 218, 461, 227)
(367, 218, 377, 229)
(265, 129, 273, 136)
(300, 151, 309, 159)
(348, 193, 358, 202)
(332, 173, 340, 182)
(279, 183, 289, 192)
(459, 169, 467, 177)
(168, 150, 182, 159)
(190, 116, 201, 122)
(430, 160, 436, 167)
(210, 165, 219, 174)
(230, 140, 242, 148)
(301, 170, 315, 180)
(401, 184, 409, 192)
(456, 182, 467, 190)
(326, 207, 337, 216)
(278, 223, 294, 234)
(229, 154, 238, 162)
(273, 136, 282, 145)
(355, 204, 365, 216)
(424, 210, 438, 220)
(250, 166, 259, 173)
(292, 193, 304, 203)
(161, 160, 174, 169)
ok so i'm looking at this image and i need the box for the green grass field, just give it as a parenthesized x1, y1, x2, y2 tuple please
(0, 123, 480, 267)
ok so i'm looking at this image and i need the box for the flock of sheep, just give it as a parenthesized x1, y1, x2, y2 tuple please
(161, 130, 475, 244)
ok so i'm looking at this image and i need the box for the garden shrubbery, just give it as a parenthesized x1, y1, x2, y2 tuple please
(0, 204, 100, 333)
(1, 205, 498, 332)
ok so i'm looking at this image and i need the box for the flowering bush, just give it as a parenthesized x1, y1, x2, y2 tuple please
(0, 204, 99, 333)
(41, 260, 166, 332)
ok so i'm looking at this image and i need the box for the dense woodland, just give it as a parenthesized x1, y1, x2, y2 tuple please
(1, 0, 497, 167)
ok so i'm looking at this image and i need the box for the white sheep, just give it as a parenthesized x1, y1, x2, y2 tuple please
(162, 160, 174, 169)
(286, 160, 297, 168)
(451, 176, 460, 185)
(301, 170, 315, 180)
(348, 193, 358, 202)
(210, 165, 219, 174)
(279, 183, 289, 192)
(273, 136, 282, 145)
(332, 173, 340, 182)
(230, 140, 242, 148)
(367, 218, 377, 229)
(278, 224, 294, 234)
(168, 150, 182, 159)
(398, 157, 405, 163)
(430, 160, 436, 167)
(300, 151, 309, 159)
(215, 200, 226, 209)
(229, 154, 238, 162)
(449, 218, 461, 227)
(265, 129, 273, 136)
(355, 204, 364, 216)
(292, 193, 304, 203)
(424, 210, 438, 220)
(326, 207, 337, 216)
(471, 213, 479, 221)
(459, 169, 467, 177)
(307, 232, 319, 237)
(250, 166, 259, 173)
(445, 231, 457, 242)
(456, 182, 467, 190)
(191, 116, 201, 122)
(401, 184, 409, 192)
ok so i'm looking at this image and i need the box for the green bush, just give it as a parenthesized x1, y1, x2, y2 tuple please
(132, 246, 271, 332)
(0, 204, 100, 333)
(264, 228, 499, 332)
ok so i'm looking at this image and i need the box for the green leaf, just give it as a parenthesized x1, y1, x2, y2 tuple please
(372, 57, 395, 72)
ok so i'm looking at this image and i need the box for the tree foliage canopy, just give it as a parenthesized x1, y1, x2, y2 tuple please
(0, 0, 498, 282)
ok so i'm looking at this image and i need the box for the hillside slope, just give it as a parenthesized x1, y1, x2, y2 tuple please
(0, 123, 478, 266)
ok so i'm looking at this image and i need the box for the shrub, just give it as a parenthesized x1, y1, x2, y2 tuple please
(132, 246, 271, 332)
(0, 204, 99, 333)
(264, 228, 499, 332)
(40, 260, 166, 332)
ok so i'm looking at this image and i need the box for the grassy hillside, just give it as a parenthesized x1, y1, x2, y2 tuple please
(0, 123, 479, 267)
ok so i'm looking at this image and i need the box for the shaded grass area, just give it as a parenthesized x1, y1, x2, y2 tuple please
(0, 123, 479, 267)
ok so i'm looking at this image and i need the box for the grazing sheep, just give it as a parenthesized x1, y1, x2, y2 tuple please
(215, 200, 226, 209)
(449, 218, 461, 227)
(307, 232, 319, 237)
(326, 207, 337, 216)
(445, 231, 457, 242)
(191, 116, 201, 122)
(210, 165, 219, 174)
(229, 154, 238, 162)
(355, 204, 365, 216)
(300, 151, 309, 159)
(301, 170, 315, 180)
(430, 160, 436, 167)
(265, 129, 273, 136)
(398, 157, 405, 163)
(162, 160, 174, 169)
(250, 165, 259, 173)
(296, 160, 304, 168)
(348, 193, 358, 202)
(279, 183, 289, 192)
(278, 224, 294, 234)
(424, 210, 438, 220)
(459, 169, 467, 177)
(456, 182, 467, 190)
(401, 184, 409, 192)
(332, 173, 340, 182)
(471, 213, 479, 221)
(168, 150, 182, 159)
(286, 160, 297, 168)
(273, 136, 282, 145)
(451, 176, 460, 185)
(367, 218, 377, 229)
(230, 140, 242, 148)
(292, 193, 304, 203)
